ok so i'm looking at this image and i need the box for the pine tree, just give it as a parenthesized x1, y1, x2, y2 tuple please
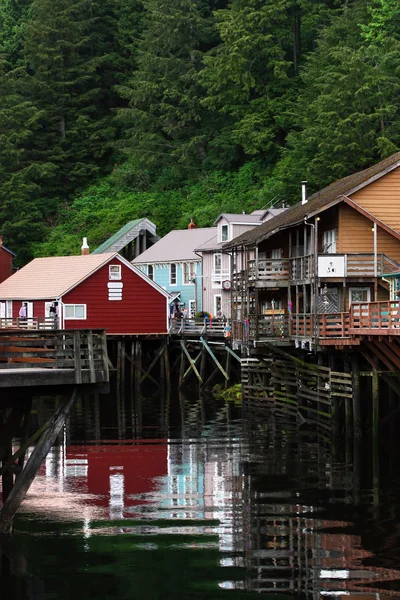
(116, 0, 214, 181)
(22, 0, 118, 202)
(276, 0, 400, 198)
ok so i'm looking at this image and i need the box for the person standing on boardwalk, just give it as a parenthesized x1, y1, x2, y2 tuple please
(19, 303, 27, 327)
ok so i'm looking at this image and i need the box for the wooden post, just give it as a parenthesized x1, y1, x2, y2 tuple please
(224, 348, 231, 389)
(179, 343, 185, 388)
(0, 390, 78, 534)
(352, 354, 361, 439)
(2, 440, 13, 504)
(343, 356, 353, 439)
(164, 343, 171, 429)
(134, 340, 142, 431)
(73, 331, 82, 384)
(87, 330, 95, 383)
(372, 368, 379, 506)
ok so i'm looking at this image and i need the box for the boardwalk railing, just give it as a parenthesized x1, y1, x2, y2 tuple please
(169, 318, 227, 337)
(0, 329, 109, 384)
(235, 312, 351, 343)
(0, 317, 57, 330)
(350, 301, 400, 330)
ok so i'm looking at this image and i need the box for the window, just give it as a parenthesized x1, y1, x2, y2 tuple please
(183, 262, 195, 285)
(109, 264, 121, 280)
(170, 263, 177, 285)
(148, 265, 154, 281)
(323, 230, 337, 254)
(64, 304, 87, 319)
(349, 287, 371, 304)
(214, 295, 222, 317)
(212, 253, 224, 288)
(221, 224, 228, 242)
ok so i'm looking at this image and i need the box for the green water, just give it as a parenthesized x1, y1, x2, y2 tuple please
(3, 393, 400, 599)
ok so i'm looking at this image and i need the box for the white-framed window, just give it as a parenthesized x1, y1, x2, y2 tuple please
(109, 264, 121, 280)
(221, 224, 228, 242)
(214, 295, 222, 317)
(183, 262, 195, 285)
(349, 287, 371, 304)
(212, 253, 224, 288)
(64, 304, 87, 319)
(170, 263, 177, 285)
(323, 230, 337, 254)
(148, 265, 154, 281)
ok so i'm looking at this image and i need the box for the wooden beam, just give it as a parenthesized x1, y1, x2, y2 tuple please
(139, 343, 166, 385)
(180, 341, 202, 384)
(0, 390, 78, 534)
(224, 345, 241, 362)
(199, 337, 229, 380)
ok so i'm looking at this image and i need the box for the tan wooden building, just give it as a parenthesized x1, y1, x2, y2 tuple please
(226, 152, 400, 352)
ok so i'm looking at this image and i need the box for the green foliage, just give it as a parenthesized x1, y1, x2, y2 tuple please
(3, 0, 400, 263)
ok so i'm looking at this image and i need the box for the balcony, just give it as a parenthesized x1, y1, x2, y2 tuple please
(248, 259, 290, 286)
(234, 253, 400, 291)
(350, 300, 400, 334)
(318, 253, 399, 277)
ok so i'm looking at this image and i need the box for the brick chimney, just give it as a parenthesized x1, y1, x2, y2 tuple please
(81, 237, 89, 255)
(188, 218, 196, 230)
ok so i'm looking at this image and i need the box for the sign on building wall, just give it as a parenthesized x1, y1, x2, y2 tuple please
(318, 255, 345, 278)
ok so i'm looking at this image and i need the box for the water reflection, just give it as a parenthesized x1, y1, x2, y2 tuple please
(8, 394, 400, 599)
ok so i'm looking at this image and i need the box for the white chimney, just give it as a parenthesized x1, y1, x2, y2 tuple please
(301, 181, 307, 205)
(81, 237, 89, 255)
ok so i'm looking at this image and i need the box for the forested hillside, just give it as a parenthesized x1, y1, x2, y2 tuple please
(0, 0, 399, 263)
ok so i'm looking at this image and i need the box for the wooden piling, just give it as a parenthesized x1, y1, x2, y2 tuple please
(351, 354, 361, 439)
(372, 368, 379, 506)
(134, 340, 142, 431)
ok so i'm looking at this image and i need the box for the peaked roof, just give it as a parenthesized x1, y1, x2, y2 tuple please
(226, 152, 400, 248)
(92, 218, 158, 254)
(1, 244, 15, 257)
(0, 254, 119, 300)
(214, 213, 264, 225)
(132, 228, 217, 263)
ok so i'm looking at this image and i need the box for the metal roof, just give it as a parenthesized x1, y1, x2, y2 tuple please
(92, 218, 158, 254)
(132, 228, 217, 264)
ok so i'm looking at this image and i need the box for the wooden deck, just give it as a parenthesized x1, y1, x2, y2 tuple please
(235, 301, 400, 348)
(0, 329, 109, 388)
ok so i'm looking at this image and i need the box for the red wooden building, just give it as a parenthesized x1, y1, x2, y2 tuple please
(0, 253, 169, 334)
(0, 236, 15, 285)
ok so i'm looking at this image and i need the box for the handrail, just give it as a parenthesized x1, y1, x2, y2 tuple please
(0, 329, 109, 382)
(350, 300, 400, 329)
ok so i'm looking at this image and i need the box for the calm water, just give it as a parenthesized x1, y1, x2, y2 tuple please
(4, 392, 400, 599)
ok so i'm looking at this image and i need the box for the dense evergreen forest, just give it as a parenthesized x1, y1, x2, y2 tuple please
(0, 0, 399, 264)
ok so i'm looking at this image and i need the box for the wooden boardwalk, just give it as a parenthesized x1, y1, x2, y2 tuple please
(0, 329, 109, 388)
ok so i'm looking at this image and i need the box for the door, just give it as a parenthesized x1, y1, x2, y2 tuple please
(214, 295, 222, 318)
(318, 287, 339, 313)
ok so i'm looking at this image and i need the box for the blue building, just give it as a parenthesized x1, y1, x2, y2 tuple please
(132, 226, 216, 318)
